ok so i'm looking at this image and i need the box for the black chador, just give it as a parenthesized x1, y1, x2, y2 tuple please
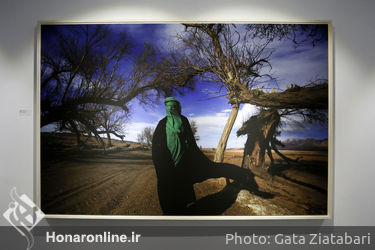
(152, 97, 257, 215)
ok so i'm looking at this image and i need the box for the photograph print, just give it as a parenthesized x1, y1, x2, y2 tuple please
(39, 23, 331, 217)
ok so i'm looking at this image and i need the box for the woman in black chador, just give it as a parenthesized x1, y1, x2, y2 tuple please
(152, 97, 257, 215)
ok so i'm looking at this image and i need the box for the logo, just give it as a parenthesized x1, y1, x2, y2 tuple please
(3, 188, 45, 250)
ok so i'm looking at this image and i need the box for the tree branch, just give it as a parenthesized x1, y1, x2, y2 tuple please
(232, 83, 328, 109)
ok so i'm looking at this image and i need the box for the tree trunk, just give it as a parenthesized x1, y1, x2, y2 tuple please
(241, 130, 268, 169)
(106, 132, 112, 147)
(214, 103, 240, 163)
(238, 109, 281, 169)
(249, 121, 274, 168)
(241, 150, 270, 181)
(252, 141, 265, 167)
(75, 131, 82, 148)
(68, 121, 82, 148)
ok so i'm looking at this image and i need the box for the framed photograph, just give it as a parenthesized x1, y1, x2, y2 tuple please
(37, 21, 332, 219)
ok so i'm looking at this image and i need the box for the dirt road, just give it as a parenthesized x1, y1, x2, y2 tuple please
(42, 146, 328, 216)
(42, 150, 162, 215)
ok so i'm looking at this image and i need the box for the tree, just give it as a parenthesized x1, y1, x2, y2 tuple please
(137, 127, 154, 146)
(41, 25, 177, 148)
(56, 104, 128, 148)
(165, 24, 274, 162)
(189, 120, 200, 141)
(237, 106, 327, 169)
(160, 24, 328, 163)
(96, 106, 128, 147)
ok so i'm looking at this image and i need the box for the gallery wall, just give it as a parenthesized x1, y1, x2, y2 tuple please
(0, 0, 374, 226)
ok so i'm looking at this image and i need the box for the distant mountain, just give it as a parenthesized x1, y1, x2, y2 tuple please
(280, 138, 328, 151)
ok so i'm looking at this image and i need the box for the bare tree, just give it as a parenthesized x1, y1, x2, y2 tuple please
(237, 106, 327, 170)
(56, 103, 128, 149)
(137, 127, 154, 146)
(96, 106, 128, 147)
(159, 24, 328, 163)
(169, 24, 274, 162)
(189, 120, 200, 141)
(41, 25, 177, 147)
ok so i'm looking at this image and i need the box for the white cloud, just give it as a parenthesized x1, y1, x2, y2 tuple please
(41, 123, 58, 132)
(190, 103, 258, 148)
(222, 109, 232, 113)
(155, 24, 185, 51)
(269, 42, 328, 88)
(280, 114, 306, 132)
(215, 112, 227, 117)
(234, 104, 258, 130)
(215, 108, 232, 117)
(194, 115, 228, 136)
(148, 111, 164, 121)
(125, 121, 158, 142)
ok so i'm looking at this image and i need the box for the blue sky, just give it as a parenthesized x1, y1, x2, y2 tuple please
(42, 24, 329, 148)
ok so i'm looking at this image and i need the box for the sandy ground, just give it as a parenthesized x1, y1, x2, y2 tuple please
(41, 133, 328, 216)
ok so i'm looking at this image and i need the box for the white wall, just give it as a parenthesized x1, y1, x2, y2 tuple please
(1, 0, 374, 226)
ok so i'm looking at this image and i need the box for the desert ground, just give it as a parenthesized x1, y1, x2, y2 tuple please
(41, 133, 328, 216)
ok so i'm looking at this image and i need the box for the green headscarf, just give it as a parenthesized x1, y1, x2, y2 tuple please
(164, 97, 184, 167)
